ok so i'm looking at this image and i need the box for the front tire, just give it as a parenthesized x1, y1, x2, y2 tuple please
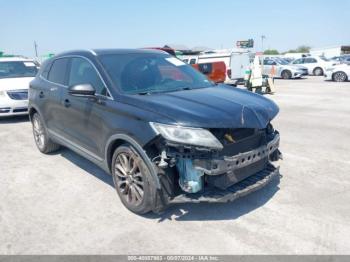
(112, 144, 155, 214)
(313, 67, 324, 76)
(31, 113, 60, 154)
(333, 71, 347, 82)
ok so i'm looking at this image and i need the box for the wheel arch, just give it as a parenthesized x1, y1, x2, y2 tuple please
(28, 105, 46, 123)
(313, 66, 324, 75)
(105, 134, 161, 189)
(28, 106, 38, 121)
(281, 69, 292, 79)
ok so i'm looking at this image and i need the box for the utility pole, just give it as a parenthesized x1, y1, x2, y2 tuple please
(34, 41, 38, 59)
(260, 35, 266, 75)
(261, 35, 266, 52)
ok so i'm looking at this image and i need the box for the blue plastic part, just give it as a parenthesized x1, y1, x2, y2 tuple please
(176, 158, 204, 193)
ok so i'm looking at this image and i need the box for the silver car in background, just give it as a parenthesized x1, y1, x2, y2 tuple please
(263, 58, 308, 79)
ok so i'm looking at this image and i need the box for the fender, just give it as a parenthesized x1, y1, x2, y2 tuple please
(28, 104, 43, 121)
(105, 134, 161, 189)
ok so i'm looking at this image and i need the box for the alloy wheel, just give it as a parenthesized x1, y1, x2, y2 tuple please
(33, 116, 45, 149)
(114, 152, 144, 206)
(334, 72, 347, 82)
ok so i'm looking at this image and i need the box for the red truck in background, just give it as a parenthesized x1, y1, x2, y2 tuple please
(143, 46, 226, 84)
(191, 61, 226, 83)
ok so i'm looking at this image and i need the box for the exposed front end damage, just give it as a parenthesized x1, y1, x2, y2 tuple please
(149, 123, 282, 205)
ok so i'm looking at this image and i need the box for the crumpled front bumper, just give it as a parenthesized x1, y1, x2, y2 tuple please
(194, 133, 280, 176)
(170, 163, 280, 203)
(168, 132, 281, 203)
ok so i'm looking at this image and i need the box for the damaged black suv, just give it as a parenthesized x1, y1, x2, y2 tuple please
(29, 49, 281, 214)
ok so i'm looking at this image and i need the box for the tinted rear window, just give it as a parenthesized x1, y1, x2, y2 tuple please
(48, 58, 69, 85)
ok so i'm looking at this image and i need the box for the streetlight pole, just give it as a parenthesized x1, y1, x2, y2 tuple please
(34, 41, 38, 59)
(261, 35, 266, 52)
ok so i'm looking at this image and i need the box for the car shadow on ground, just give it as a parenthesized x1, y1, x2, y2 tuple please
(0, 115, 29, 124)
(59, 148, 114, 187)
(58, 147, 281, 221)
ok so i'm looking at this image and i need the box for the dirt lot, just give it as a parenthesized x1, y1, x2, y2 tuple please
(1, 76, 350, 254)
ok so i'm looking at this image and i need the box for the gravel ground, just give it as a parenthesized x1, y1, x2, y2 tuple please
(1, 76, 350, 254)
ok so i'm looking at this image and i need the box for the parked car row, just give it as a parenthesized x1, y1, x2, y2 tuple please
(290, 56, 337, 76)
(329, 55, 350, 65)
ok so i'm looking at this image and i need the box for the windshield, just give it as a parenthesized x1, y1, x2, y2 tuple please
(99, 53, 215, 94)
(0, 61, 39, 79)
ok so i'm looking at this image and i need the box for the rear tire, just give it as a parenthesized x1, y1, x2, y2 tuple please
(281, 70, 292, 79)
(31, 113, 60, 154)
(313, 67, 324, 76)
(112, 144, 155, 214)
(333, 71, 347, 82)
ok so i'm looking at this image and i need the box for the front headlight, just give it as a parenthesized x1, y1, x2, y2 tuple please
(0, 91, 6, 97)
(150, 122, 223, 150)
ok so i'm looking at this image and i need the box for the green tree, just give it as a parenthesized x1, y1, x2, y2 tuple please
(287, 45, 311, 53)
(264, 49, 279, 55)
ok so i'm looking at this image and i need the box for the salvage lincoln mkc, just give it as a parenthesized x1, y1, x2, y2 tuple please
(29, 49, 282, 214)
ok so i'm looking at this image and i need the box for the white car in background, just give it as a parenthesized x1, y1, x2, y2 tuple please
(0, 57, 39, 116)
(324, 64, 350, 82)
(263, 57, 308, 79)
(291, 56, 337, 76)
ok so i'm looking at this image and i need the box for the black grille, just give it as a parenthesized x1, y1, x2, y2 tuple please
(13, 107, 28, 113)
(7, 90, 28, 100)
(211, 128, 265, 157)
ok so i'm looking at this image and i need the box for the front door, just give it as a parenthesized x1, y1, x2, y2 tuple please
(61, 57, 110, 159)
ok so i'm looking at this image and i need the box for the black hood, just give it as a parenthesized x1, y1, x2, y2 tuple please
(122, 85, 279, 129)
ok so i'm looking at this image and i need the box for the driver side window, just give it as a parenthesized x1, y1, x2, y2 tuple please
(68, 57, 108, 96)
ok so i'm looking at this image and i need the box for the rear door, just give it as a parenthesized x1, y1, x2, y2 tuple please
(230, 53, 250, 79)
(44, 58, 69, 136)
(303, 57, 318, 72)
(61, 56, 110, 159)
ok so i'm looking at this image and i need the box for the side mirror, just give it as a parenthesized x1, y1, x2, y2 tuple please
(68, 84, 95, 97)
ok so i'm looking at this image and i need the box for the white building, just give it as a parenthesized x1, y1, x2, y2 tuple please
(310, 45, 350, 58)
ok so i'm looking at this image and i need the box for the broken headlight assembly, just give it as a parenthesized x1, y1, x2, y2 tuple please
(150, 122, 223, 150)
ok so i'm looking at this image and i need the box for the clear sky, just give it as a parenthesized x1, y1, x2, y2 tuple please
(1, 0, 349, 57)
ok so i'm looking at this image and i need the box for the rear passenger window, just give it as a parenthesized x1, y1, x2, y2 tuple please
(41, 60, 51, 79)
(48, 58, 69, 85)
(293, 58, 304, 64)
(305, 58, 317, 63)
